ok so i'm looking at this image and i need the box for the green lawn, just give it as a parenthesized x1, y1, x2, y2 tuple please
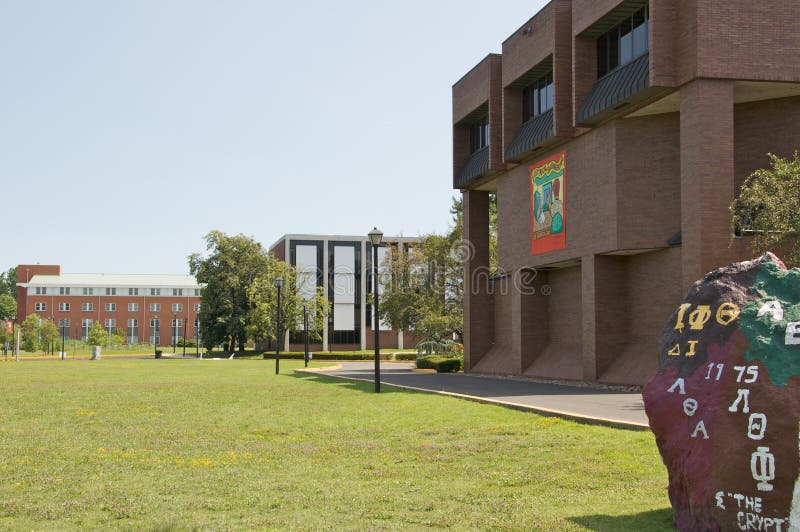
(0, 359, 672, 530)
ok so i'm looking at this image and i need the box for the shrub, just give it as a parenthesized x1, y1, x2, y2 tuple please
(416, 339, 463, 357)
(256, 352, 393, 361)
(416, 356, 462, 373)
(394, 353, 417, 361)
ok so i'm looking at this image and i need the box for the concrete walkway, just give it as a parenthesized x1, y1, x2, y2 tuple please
(299, 362, 649, 430)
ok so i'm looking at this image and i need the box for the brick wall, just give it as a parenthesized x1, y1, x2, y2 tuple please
(501, 5, 555, 87)
(734, 96, 800, 191)
(695, 0, 800, 83)
(615, 112, 681, 250)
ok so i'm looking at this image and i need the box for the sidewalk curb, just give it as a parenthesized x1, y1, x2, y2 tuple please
(295, 367, 650, 431)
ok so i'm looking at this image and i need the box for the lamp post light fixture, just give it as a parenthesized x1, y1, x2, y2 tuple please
(368, 227, 383, 393)
(275, 276, 283, 375)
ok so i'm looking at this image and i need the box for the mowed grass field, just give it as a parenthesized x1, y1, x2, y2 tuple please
(0, 359, 672, 530)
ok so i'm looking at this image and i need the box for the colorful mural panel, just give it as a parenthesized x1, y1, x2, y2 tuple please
(529, 151, 566, 255)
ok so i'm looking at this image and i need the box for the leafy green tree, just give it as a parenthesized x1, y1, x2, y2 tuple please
(0, 294, 16, 320)
(731, 152, 800, 265)
(247, 258, 329, 352)
(39, 319, 59, 355)
(189, 231, 271, 353)
(21, 314, 40, 352)
(0, 267, 17, 300)
(87, 322, 107, 347)
(376, 194, 499, 345)
(378, 233, 464, 343)
(111, 327, 126, 347)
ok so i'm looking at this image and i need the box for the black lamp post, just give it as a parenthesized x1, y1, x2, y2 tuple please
(182, 316, 186, 357)
(152, 316, 159, 357)
(172, 313, 177, 353)
(368, 227, 383, 393)
(195, 320, 200, 358)
(275, 276, 283, 374)
(303, 302, 309, 367)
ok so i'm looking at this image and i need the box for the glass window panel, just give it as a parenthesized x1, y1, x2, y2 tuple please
(522, 87, 531, 121)
(632, 8, 646, 29)
(633, 20, 648, 57)
(620, 31, 633, 64)
(609, 34, 619, 71)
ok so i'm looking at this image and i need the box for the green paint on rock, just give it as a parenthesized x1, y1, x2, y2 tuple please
(740, 255, 800, 386)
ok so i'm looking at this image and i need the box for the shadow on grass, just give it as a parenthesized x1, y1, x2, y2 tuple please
(287, 370, 417, 396)
(567, 508, 673, 531)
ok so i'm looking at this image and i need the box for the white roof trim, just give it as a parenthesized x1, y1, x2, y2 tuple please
(22, 273, 201, 288)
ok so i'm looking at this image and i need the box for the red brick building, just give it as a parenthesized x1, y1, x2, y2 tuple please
(454, 0, 800, 385)
(16, 264, 202, 347)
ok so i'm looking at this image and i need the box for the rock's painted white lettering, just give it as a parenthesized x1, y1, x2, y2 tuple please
(734, 365, 760, 384)
(757, 300, 784, 322)
(668, 378, 686, 395)
(729, 388, 751, 414)
(747, 414, 767, 441)
(784, 322, 800, 346)
(691, 420, 710, 439)
(684, 398, 699, 417)
(706, 362, 725, 381)
(751, 447, 776, 492)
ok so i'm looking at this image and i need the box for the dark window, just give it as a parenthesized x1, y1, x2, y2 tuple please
(469, 120, 489, 153)
(327, 241, 361, 346)
(596, 6, 649, 78)
(522, 72, 554, 123)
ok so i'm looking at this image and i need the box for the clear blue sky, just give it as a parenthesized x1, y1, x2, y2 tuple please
(1, 0, 547, 275)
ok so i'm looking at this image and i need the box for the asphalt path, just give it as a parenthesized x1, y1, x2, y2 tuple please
(301, 362, 649, 430)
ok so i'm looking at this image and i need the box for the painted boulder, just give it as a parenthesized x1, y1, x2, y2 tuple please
(643, 253, 799, 531)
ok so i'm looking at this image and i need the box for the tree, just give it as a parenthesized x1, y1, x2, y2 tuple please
(21, 314, 40, 352)
(0, 294, 15, 320)
(39, 319, 59, 355)
(87, 322, 107, 347)
(111, 327, 126, 347)
(247, 258, 329, 351)
(188, 231, 271, 353)
(377, 195, 498, 345)
(0, 267, 17, 300)
(378, 233, 464, 343)
(731, 152, 800, 265)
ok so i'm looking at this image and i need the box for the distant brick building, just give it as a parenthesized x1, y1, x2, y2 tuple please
(454, 0, 800, 385)
(16, 264, 201, 347)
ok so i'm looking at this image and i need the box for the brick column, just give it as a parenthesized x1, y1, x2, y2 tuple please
(680, 79, 735, 289)
(463, 190, 493, 370)
(581, 256, 598, 381)
(582, 255, 628, 381)
(553, 0, 573, 137)
(511, 268, 548, 374)
(572, 35, 595, 127)
(488, 55, 503, 170)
